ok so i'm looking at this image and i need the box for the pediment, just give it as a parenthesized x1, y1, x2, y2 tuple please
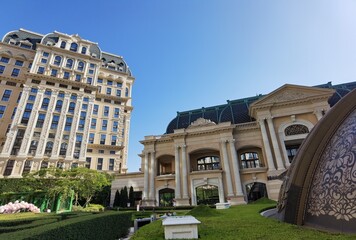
(251, 84, 334, 106)
(249, 84, 335, 117)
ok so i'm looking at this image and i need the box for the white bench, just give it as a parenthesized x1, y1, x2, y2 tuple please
(162, 216, 201, 239)
(215, 202, 231, 209)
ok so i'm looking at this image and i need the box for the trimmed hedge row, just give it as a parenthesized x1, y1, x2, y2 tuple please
(0, 211, 132, 240)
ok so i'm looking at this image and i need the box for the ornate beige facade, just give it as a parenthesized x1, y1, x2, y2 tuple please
(112, 82, 356, 207)
(0, 29, 134, 177)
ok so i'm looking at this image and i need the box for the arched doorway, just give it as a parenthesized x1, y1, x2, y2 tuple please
(245, 182, 268, 202)
(159, 188, 175, 207)
(196, 184, 219, 205)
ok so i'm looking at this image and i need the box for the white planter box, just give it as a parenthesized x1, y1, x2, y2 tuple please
(162, 216, 201, 239)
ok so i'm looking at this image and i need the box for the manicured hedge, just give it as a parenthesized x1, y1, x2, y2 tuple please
(0, 211, 132, 240)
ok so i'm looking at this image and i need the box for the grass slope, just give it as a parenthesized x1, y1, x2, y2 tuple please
(131, 203, 355, 240)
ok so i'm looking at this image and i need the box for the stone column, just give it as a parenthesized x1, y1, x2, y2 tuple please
(259, 119, 276, 171)
(79, 96, 94, 161)
(143, 152, 149, 200)
(149, 151, 156, 200)
(266, 117, 285, 170)
(0, 86, 31, 157)
(221, 140, 234, 197)
(174, 146, 181, 199)
(228, 139, 244, 196)
(181, 145, 189, 199)
(18, 88, 45, 157)
(65, 95, 83, 160)
(51, 93, 71, 158)
(36, 90, 58, 157)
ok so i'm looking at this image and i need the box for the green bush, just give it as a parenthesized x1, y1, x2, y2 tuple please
(0, 211, 132, 240)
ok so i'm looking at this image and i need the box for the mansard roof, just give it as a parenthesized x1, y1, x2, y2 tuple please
(165, 81, 356, 134)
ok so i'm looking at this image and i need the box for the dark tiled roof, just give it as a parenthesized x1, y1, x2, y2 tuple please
(3, 29, 42, 50)
(165, 81, 356, 134)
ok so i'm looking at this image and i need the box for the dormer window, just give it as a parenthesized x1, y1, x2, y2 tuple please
(81, 47, 87, 54)
(19, 40, 32, 49)
(60, 41, 66, 49)
(70, 42, 78, 52)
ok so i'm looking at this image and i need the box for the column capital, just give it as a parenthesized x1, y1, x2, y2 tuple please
(220, 139, 228, 144)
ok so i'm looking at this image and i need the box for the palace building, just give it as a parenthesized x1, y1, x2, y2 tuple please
(0, 29, 134, 177)
(111, 81, 356, 207)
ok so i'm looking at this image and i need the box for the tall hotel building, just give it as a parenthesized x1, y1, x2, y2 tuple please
(0, 29, 134, 177)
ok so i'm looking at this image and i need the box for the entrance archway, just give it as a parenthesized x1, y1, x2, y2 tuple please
(159, 188, 175, 207)
(196, 184, 219, 205)
(245, 182, 268, 202)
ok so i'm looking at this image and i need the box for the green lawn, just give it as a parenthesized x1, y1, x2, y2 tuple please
(131, 203, 355, 240)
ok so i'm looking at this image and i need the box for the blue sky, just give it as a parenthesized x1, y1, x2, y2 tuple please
(1, 1, 356, 171)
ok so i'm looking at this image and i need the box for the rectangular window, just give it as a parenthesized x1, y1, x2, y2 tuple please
(43, 52, 49, 57)
(93, 104, 98, 115)
(114, 108, 119, 118)
(111, 135, 117, 146)
(17, 92, 22, 103)
(11, 107, 16, 119)
(82, 104, 88, 110)
(87, 149, 93, 153)
(97, 78, 103, 83)
(113, 121, 118, 131)
(97, 158, 103, 170)
(90, 63, 95, 68)
(78, 111, 86, 131)
(41, 58, 47, 64)
(0, 105, 6, 118)
(75, 134, 83, 148)
(51, 69, 58, 77)
(106, 88, 111, 95)
(37, 67, 44, 74)
(100, 134, 106, 145)
(63, 134, 69, 140)
(87, 77, 92, 84)
(0, 57, 10, 63)
(89, 133, 95, 144)
(15, 60, 24, 66)
(85, 157, 91, 169)
(91, 118, 97, 129)
(28, 63, 32, 69)
(2, 89, 12, 101)
(88, 69, 94, 74)
(101, 120, 107, 131)
(117, 82, 122, 88)
(21, 103, 33, 124)
(36, 113, 46, 128)
(51, 115, 60, 129)
(104, 106, 109, 117)
(107, 80, 113, 86)
(110, 150, 116, 154)
(64, 116, 73, 131)
(63, 71, 70, 79)
(11, 68, 20, 77)
(75, 74, 81, 81)
(116, 89, 121, 97)
(0, 65, 5, 74)
(109, 159, 114, 171)
(98, 149, 105, 154)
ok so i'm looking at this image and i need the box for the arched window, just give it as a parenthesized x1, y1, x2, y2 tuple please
(240, 152, 260, 169)
(197, 156, 220, 171)
(41, 98, 50, 110)
(60, 41, 66, 49)
(45, 141, 53, 155)
(54, 56, 62, 66)
(81, 47, 87, 54)
(29, 140, 38, 155)
(77, 61, 85, 71)
(285, 124, 309, 136)
(68, 102, 76, 113)
(55, 100, 63, 112)
(66, 59, 73, 69)
(70, 42, 78, 52)
(60, 142, 67, 156)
